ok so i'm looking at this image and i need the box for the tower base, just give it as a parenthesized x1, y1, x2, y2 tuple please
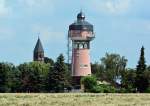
(72, 76, 82, 89)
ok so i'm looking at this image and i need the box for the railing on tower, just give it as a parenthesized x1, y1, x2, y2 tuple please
(67, 31, 72, 73)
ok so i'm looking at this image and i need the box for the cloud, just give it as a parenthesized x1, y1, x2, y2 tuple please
(17, 0, 54, 12)
(0, 28, 15, 41)
(0, 0, 11, 17)
(32, 25, 64, 43)
(88, 0, 132, 15)
(105, 0, 131, 14)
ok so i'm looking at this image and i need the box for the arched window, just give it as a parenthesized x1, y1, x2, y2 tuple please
(73, 43, 78, 49)
(79, 43, 84, 49)
(84, 43, 88, 49)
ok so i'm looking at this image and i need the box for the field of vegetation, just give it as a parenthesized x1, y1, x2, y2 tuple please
(0, 93, 150, 106)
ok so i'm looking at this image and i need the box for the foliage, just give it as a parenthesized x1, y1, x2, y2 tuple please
(101, 53, 127, 84)
(44, 57, 54, 65)
(135, 46, 149, 92)
(100, 84, 116, 93)
(81, 75, 116, 93)
(18, 62, 50, 92)
(145, 87, 150, 93)
(48, 54, 69, 92)
(136, 46, 146, 74)
(7, 67, 21, 92)
(81, 76, 97, 92)
(91, 63, 105, 80)
(121, 68, 136, 92)
(90, 84, 116, 93)
(0, 50, 150, 93)
(0, 62, 16, 92)
(96, 53, 127, 85)
(144, 70, 150, 86)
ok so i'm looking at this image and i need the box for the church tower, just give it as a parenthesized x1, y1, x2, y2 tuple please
(33, 37, 44, 62)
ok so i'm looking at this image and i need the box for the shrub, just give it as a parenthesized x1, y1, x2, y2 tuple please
(145, 87, 150, 93)
(90, 86, 103, 93)
(81, 76, 118, 93)
(99, 84, 116, 93)
(81, 76, 97, 92)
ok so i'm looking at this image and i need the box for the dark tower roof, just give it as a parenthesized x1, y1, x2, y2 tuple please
(77, 11, 85, 20)
(34, 37, 44, 53)
(69, 11, 93, 32)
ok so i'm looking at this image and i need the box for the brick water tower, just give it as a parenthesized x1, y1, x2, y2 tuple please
(68, 11, 95, 85)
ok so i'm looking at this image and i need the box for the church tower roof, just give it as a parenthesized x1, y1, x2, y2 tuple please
(34, 37, 44, 53)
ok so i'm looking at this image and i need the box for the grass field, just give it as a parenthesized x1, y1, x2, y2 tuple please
(0, 93, 150, 106)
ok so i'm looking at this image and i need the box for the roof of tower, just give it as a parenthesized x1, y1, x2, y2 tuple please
(34, 37, 44, 53)
(69, 11, 93, 32)
(77, 11, 85, 20)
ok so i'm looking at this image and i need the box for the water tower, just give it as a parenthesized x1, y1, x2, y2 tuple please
(68, 11, 95, 85)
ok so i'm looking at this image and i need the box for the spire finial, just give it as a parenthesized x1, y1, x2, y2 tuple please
(80, 8, 82, 13)
(38, 32, 40, 39)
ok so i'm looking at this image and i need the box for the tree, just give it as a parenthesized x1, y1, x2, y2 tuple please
(44, 57, 54, 65)
(0, 62, 16, 92)
(135, 46, 149, 92)
(0, 62, 9, 92)
(100, 53, 127, 85)
(146, 66, 150, 88)
(136, 46, 146, 74)
(18, 62, 50, 92)
(91, 62, 105, 81)
(121, 68, 136, 92)
(7, 66, 21, 92)
(48, 54, 69, 92)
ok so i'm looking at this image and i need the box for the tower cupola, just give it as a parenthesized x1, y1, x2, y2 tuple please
(69, 11, 94, 33)
(77, 11, 85, 21)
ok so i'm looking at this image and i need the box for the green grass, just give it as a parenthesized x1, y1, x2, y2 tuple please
(0, 93, 150, 106)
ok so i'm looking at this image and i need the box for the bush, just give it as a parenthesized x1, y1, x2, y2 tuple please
(145, 88, 150, 93)
(117, 88, 128, 93)
(99, 84, 116, 93)
(90, 84, 117, 93)
(81, 76, 117, 93)
(81, 76, 97, 92)
(90, 86, 103, 93)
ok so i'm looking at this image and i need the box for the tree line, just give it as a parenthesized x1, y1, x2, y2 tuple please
(88, 46, 150, 93)
(0, 46, 150, 93)
(0, 54, 70, 93)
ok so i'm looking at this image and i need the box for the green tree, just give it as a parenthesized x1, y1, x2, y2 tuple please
(48, 54, 69, 92)
(121, 68, 136, 92)
(7, 67, 21, 92)
(100, 53, 127, 85)
(0, 62, 16, 92)
(44, 57, 54, 65)
(135, 46, 149, 92)
(91, 62, 105, 81)
(0, 63, 8, 92)
(136, 46, 146, 74)
(18, 62, 50, 92)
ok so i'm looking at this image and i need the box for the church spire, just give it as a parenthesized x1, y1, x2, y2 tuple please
(34, 37, 44, 53)
(33, 37, 44, 62)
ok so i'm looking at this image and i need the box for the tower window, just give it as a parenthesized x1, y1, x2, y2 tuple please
(79, 43, 83, 49)
(73, 43, 78, 49)
(84, 43, 88, 49)
(80, 64, 88, 68)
